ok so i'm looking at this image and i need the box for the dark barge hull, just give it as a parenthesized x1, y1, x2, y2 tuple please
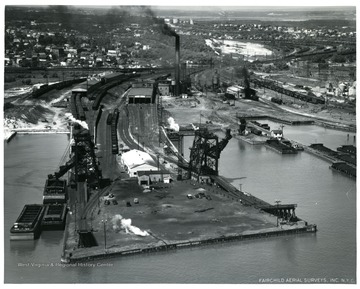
(43, 179, 67, 204)
(330, 162, 356, 179)
(265, 144, 298, 154)
(42, 204, 68, 230)
(10, 204, 45, 240)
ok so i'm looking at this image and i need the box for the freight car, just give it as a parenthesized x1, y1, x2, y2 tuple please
(32, 78, 86, 98)
(271, 97, 283, 105)
(251, 78, 325, 104)
(91, 74, 136, 110)
(110, 108, 120, 154)
(106, 112, 113, 125)
(155, 73, 171, 81)
(75, 93, 86, 121)
(69, 93, 78, 119)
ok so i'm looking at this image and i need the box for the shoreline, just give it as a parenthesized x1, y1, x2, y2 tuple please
(4, 128, 70, 142)
(62, 223, 316, 264)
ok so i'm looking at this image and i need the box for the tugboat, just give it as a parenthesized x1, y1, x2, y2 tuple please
(10, 204, 45, 240)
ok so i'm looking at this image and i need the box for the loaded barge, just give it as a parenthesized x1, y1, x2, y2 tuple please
(43, 178, 68, 204)
(10, 204, 45, 240)
(265, 139, 298, 154)
(42, 204, 68, 230)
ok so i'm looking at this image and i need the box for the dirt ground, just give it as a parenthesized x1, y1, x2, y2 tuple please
(67, 176, 277, 258)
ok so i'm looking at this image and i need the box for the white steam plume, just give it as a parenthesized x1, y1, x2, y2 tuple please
(65, 113, 89, 130)
(167, 117, 179, 132)
(112, 214, 149, 237)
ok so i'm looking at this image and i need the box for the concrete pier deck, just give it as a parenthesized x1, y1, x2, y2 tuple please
(62, 178, 315, 263)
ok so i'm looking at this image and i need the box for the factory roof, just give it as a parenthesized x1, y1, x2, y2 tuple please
(121, 149, 157, 170)
(127, 87, 153, 97)
(137, 170, 171, 176)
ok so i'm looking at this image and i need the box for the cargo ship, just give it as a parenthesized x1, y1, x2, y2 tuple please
(42, 204, 68, 230)
(43, 178, 67, 204)
(10, 204, 45, 240)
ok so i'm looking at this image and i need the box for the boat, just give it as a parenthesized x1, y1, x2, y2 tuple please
(43, 178, 67, 204)
(41, 204, 68, 230)
(265, 139, 298, 154)
(10, 204, 45, 240)
(292, 143, 304, 151)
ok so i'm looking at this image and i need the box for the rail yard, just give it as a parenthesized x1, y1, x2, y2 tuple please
(6, 50, 358, 263)
(7, 64, 326, 261)
(3, 6, 357, 285)
(6, 9, 358, 264)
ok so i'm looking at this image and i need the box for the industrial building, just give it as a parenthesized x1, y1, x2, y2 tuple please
(137, 170, 172, 186)
(158, 81, 171, 96)
(120, 149, 158, 178)
(120, 149, 172, 185)
(226, 85, 244, 98)
(127, 80, 157, 104)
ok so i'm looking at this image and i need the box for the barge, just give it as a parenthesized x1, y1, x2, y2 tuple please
(42, 204, 68, 230)
(265, 139, 298, 154)
(330, 162, 356, 179)
(43, 178, 68, 204)
(10, 204, 45, 240)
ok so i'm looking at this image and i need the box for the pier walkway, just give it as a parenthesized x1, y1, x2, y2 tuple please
(211, 175, 271, 208)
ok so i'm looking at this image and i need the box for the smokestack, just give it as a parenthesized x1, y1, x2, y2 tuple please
(175, 35, 180, 97)
(161, 23, 181, 97)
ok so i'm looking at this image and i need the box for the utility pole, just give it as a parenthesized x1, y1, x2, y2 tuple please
(74, 200, 78, 232)
(275, 200, 281, 227)
(102, 220, 107, 251)
(280, 124, 285, 138)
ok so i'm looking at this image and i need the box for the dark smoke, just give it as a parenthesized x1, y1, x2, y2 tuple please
(161, 21, 178, 37)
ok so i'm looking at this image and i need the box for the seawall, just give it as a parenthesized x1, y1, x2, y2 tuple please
(63, 224, 317, 263)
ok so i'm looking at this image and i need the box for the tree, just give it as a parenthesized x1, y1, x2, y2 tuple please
(332, 54, 346, 63)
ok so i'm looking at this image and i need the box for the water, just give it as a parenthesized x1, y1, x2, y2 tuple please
(4, 125, 356, 283)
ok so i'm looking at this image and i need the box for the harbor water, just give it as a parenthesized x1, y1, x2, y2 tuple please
(4, 124, 356, 283)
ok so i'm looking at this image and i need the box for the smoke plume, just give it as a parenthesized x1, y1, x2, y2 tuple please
(167, 117, 180, 132)
(65, 112, 89, 130)
(112, 214, 149, 237)
(161, 22, 178, 37)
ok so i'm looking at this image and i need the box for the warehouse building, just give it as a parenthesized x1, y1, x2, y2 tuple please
(127, 80, 157, 104)
(158, 81, 171, 96)
(226, 85, 244, 98)
(120, 149, 158, 177)
(137, 170, 172, 186)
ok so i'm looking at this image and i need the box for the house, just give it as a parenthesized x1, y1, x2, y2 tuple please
(271, 130, 283, 140)
(107, 50, 117, 57)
